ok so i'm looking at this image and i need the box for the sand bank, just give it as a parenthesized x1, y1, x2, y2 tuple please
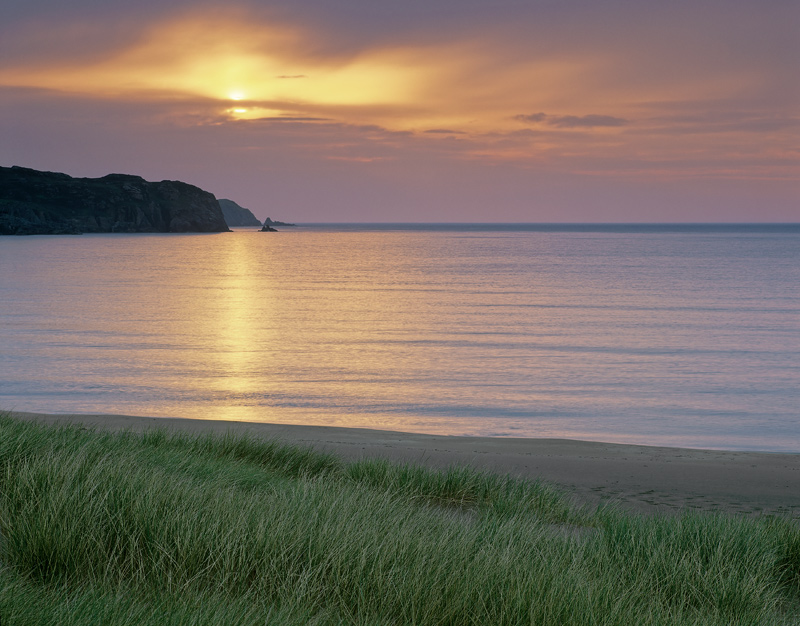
(8, 411, 799, 518)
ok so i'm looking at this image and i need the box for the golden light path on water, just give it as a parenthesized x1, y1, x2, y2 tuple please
(206, 233, 272, 421)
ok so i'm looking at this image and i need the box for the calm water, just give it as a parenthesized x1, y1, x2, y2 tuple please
(1, 225, 798, 451)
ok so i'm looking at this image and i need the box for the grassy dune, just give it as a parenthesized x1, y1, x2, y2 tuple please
(0, 414, 798, 625)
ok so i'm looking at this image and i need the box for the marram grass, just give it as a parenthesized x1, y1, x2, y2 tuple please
(0, 414, 798, 625)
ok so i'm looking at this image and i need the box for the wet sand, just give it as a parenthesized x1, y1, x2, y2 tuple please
(8, 411, 800, 518)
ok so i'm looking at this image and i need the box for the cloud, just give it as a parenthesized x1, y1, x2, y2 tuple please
(424, 128, 466, 134)
(325, 155, 386, 162)
(514, 113, 628, 128)
(0, 10, 430, 111)
(249, 116, 332, 122)
(548, 114, 628, 128)
(513, 113, 547, 123)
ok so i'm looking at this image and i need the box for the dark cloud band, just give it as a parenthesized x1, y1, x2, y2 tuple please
(514, 112, 628, 128)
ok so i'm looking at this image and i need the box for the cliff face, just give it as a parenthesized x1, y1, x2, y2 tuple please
(218, 198, 262, 227)
(0, 166, 230, 235)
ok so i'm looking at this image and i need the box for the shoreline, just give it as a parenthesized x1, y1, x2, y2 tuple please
(8, 410, 800, 518)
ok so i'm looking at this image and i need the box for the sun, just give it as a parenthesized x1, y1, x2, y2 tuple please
(228, 91, 246, 101)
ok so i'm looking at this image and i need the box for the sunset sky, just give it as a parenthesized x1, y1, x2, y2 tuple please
(1, 0, 797, 222)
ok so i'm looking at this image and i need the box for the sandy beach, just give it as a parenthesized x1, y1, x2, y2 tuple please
(8, 410, 799, 519)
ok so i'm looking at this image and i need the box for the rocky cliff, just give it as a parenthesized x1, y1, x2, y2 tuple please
(0, 166, 230, 235)
(218, 198, 262, 227)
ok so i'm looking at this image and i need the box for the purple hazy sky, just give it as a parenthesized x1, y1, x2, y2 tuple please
(1, 0, 797, 222)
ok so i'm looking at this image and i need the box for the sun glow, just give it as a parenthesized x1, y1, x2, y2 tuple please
(0, 12, 438, 126)
(225, 106, 293, 121)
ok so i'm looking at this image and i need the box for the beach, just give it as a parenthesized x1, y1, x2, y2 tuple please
(10, 410, 799, 519)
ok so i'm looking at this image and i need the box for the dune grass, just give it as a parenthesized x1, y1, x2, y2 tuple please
(0, 414, 798, 625)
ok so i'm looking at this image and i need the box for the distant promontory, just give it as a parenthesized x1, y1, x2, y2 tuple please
(0, 166, 230, 235)
(217, 199, 262, 227)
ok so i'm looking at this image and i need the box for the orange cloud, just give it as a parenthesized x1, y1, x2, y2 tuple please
(0, 11, 431, 114)
(0, 9, 630, 131)
(0, 6, 794, 184)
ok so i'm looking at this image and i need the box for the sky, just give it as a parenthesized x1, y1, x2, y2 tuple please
(1, 0, 797, 222)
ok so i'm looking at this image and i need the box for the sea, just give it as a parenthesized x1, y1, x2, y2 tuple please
(1, 224, 798, 452)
